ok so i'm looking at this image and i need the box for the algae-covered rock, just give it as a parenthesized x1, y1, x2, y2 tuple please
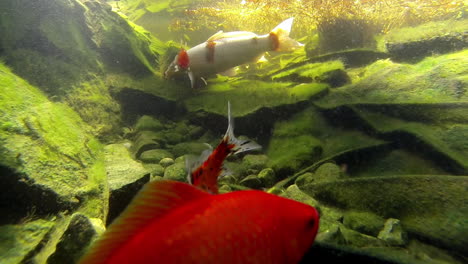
(315, 50, 468, 106)
(281, 185, 319, 209)
(257, 168, 276, 187)
(295, 172, 315, 187)
(170, 142, 210, 157)
(0, 63, 106, 222)
(242, 154, 269, 171)
(105, 143, 150, 225)
(385, 19, 468, 62)
(139, 148, 174, 163)
(300, 175, 468, 255)
(239, 175, 263, 189)
(0, 219, 55, 264)
(314, 163, 343, 183)
(163, 162, 187, 182)
(267, 108, 323, 176)
(131, 130, 164, 159)
(143, 164, 165, 178)
(134, 115, 165, 132)
(343, 211, 386, 237)
(378, 218, 407, 247)
(159, 157, 175, 168)
(47, 213, 105, 264)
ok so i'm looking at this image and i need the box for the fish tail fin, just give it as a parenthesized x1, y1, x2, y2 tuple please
(269, 17, 304, 52)
(223, 101, 261, 155)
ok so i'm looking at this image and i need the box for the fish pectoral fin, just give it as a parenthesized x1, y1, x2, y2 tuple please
(253, 54, 268, 63)
(219, 67, 237, 77)
(77, 181, 208, 264)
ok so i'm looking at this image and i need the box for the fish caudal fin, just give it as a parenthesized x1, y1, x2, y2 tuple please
(269, 17, 304, 52)
(224, 101, 261, 155)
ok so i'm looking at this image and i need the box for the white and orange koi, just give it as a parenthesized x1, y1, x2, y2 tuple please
(186, 102, 261, 194)
(165, 18, 303, 88)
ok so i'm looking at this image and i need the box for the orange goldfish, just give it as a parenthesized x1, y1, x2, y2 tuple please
(165, 18, 303, 88)
(186, 101, 260, 194)
(78, 180, 319, 264)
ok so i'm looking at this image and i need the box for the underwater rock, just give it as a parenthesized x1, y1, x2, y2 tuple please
(139, 149, 174, 163)
(300, 175, 468, 255)
(308, 49, 390, 68)
(0, 219, 54, 264)
(270, 60, 349, 88)
(317, 225, 385, 248)
(267, 109, 323, 176)
(385, 19, 468, 62)
(134, 115, 165, 132)
(242, 154, 269, 171)
(295, 172, 315, 187)
(143, 164, 165, 179)
(314, 163, 343, 183)
(257, 168, 276, 188)
(163, 162, 187, 182)
(130, 131, 164, 159)
(159, 157, 175, 168)
(47, 213, 105, 264)
(343, 211, 386, 237)
(281, 185, 319, 209)
(105, 144, 150, 225)
(239, 175, 263, 189)
(0, 63, 106, 223)
(170, 142, 211, 157)
(315, 50, 468, 107)
(218, 185, 232, 194)
(378, 218, 407, 247)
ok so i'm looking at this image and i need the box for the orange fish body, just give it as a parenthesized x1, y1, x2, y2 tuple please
(78, 180, 319, 264)
(187, 102, 261, 194)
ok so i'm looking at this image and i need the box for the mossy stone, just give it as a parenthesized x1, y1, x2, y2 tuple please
(47, 213, 104, 264)
(378, 218, 407, 247)
(343, 211, 386, 237)
(139, 149, 174, 163)
(143, 164, 165, 177)
(314, 163, 343, 183)
(243, 154, 269, 171)
(163, 163, 187, 182)
(295, 172, 315, 187)
(135, 115, 164, 132)
(257, 168, 276, 187)
(159, 157, 175, 168)
(282, 184, 319, 208)
(239, 175, 263, 189)
(170, 142, 210, 157)
(0, 219, 54, 264)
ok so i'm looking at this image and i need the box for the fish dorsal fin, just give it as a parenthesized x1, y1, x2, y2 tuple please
(78, 180, 209, 264)
(207, 31, 257, 42)
(206, 30, 224, 42)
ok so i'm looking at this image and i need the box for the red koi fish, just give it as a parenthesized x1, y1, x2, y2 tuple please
(165, 18, 303, 88)
(78, 180, 319, 264)
(186, 101, 260, 194)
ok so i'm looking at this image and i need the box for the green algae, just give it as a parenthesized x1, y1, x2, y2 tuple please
(270, 60, 344, 82)
(0, 62, 107, 220)
(183, 80, 327, 116)
(300, 175, 468, 255)
(385, 19, 468, 44)
(0, 219, 55, 264)
(315, 50, 468, 107)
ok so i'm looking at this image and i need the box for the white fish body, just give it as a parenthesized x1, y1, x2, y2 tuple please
(165, 18, 302, 88)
